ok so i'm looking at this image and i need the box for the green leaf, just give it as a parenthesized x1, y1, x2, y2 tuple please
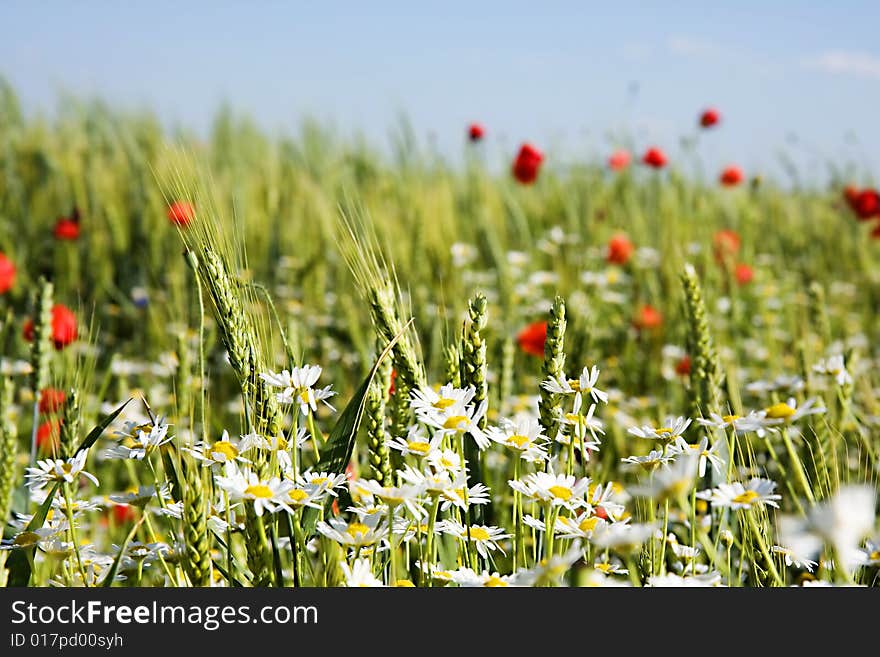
(5, 482, 61, 586)
(72, 397, 132, 458)
(301, 328, 404, 535)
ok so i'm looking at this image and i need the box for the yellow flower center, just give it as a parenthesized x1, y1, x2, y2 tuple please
(346, 523, 370, 537)
(443, 416, 469, 431)
(655, 427, 674, 435)
(407, 441, 431, 455)
(595, 562, 615, 574)
(211, 441, 239, 461)
(567, 379, 581, 391)
(244, 484, 274, 499)
(485, 575, 508, 587)
(276, 436, 289, 450)
(722, 414, 739, 423)
(467, 527, 491, 542)
(732, 490, 759, 505)
(289, 489, 309, 502)
(764, 403, 795, 419)
(394, 579, 415, 587)
(433, 398, 456, 409)
(548, 485, 573, 501)
(578, 517, 599, 533)
(310, 476, 329, 485)
(506, 434, 530, 449)
(869, 550, 880, 561)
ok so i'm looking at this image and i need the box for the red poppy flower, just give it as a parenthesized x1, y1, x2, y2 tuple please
(675, 355, 692, 377)
(848, 188, 880, 221)
(713, 229, 741, 264)
(642, 147, 667, 169)
(112, 504, 138, 525)
(700, 108, 720, 128)
(720, 165, 744, 187)
(0, 253, 15, 294)
(167, 201, 195, 226)
(23, 304, 78, 349)
(39, 388, 67, 415)
(608, 149, 631, 171)
(54, 217, 80, 240)
(517, 321, 547, 357)
(634, 304, 663, 331)
(735, 263, 754, 286)
(512, 143, 544, 184)
(606, 233, 634, 265)
(468, 123, 485, 142)
(36, 419, 62, 454)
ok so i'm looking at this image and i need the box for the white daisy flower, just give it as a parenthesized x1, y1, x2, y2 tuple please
(25, 451, 99, 492)
(105, 418, 173, 460)
(215, 464, 296, 516)
(340, 558, 384, 587)
(541, 365, 608, 404)
(508, 471, 590, 511)
(697, 478, 781, 510)
(386, 426, 442, 458)
(186, 430, 249, 469)
(628, 416, 692, 443)
(621, 450, 674, 471)
(261, 365, 336, 416)
(669, 436, 724, 477)
(318, 514, 387, 548)
(487, 414, 548, 462)
(812, 355, 853, 387)
(436, 520, 510, 558)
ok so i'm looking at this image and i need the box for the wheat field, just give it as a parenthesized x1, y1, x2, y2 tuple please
(0, 80, 878, 587)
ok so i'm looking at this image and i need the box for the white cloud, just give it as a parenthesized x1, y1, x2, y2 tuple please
(803, 50, 880, 80)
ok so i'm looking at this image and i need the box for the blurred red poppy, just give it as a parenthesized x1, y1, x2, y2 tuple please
(112, 504, 138, 525)
(39, 388, 67, 415)
(0, 253, 15, 294)
(606, 233, 634, 265)
(642, 147, 667, 169)
(168, 201, 195, 226)
(608, 149, 631, 171)
(23, 304, 78, 349)
(847, 188, 880, 221)
(468, 123, 485, 142)
(735, 263, 754, 286)
(634, 304, 663, 330)
(36, 419, 61, 454)
(700, 108, 720, 128)
(675, 355, 692, 376)
(713, 229, 741, 263)
(512, 143, 544, 184)
(517, 321, 547, 357)
(54, 217, 80, 240)
(720, 165, 744, 187)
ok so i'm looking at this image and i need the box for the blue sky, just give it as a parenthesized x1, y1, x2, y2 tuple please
(2, 1, 879, 183)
